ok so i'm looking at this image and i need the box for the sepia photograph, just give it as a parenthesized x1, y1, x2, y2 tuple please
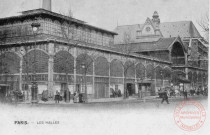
(0, 0, 209, 135)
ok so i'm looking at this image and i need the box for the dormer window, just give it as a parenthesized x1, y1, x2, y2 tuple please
(136, 30, 141, 37)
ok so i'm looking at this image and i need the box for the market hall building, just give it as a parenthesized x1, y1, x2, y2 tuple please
(0, 1, 208, 102)
(114, 11, 208, 92)
(0, 1, 173, 101)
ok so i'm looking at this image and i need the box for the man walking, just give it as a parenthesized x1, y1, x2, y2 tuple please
(55, 91, 60, 103)
(183, 89, 187, 99)
(161, 90, 169, 104)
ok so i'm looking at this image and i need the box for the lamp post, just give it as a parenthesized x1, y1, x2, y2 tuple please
(160, 70, 163, 88)
(81, 63, 87, 103)
(203, 76, 205, 89)
(31, 22, 40, 104)
(178, 72, 184, 94)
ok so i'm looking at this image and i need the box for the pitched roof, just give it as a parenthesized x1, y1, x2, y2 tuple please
(134, 37, 177, 52)
(0, 9, 117, 35)
(114, 24, 160, 44)
(114, 37, 177, 53)
(114, 21, 202, 44)
(160, 21, 201, 38)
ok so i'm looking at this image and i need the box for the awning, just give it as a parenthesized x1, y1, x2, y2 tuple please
(137, 80, 153, 84)
(0, 84, 10, 86)
(178, 77, 191, 83)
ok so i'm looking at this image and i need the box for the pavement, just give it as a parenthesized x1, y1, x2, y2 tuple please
(17, 94, 204, 105)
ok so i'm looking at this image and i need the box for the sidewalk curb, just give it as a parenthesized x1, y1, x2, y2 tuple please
(16, 95, 203, 106)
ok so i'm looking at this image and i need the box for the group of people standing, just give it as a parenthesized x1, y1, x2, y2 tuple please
(110, 88, 122, 98)
(54, 90, 71, 103)
(54, 90, 85, 103)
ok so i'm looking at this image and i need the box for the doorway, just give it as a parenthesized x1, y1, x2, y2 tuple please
(138, 83, 152, 97)
(0, 85, 8, 102)
(127, 83, 135, 96)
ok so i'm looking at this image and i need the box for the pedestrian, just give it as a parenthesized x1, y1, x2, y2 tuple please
(126, 89, 129, 98)
(118, 89, 122, 97)
(73, 91, 78, 103)
(55, 90, 60, 103)
(64, 90, 67, 102)
(183, 90, 187, 99)
(161, 90, 169, 104)
(69, 90, 71, 102)
(115, 89, 119, 97)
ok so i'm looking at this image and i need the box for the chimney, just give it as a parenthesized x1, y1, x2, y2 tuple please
(42, 0, 52, 11)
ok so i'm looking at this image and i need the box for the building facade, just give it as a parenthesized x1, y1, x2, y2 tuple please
(114, 11, 208, 91)
(0, 9, 172, 101)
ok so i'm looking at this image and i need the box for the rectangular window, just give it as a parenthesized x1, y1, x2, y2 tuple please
(91, 31, 96, 44)
(97, 32, 102, 45)
(136, 31, 141, 37)
(0, 30, 2, 37)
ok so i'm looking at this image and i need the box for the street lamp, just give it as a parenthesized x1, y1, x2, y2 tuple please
(31, 21, 40, 104)
(177, 72, 184, 94)
(81, 63, 87, 103)
(203, 76, 206, 88)
(160, 70, 163, 88)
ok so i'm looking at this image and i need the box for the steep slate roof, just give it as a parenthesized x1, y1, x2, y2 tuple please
(160, 21, 201, 38)
(114, 21, 202, 44)
(114, 24, 159, 44)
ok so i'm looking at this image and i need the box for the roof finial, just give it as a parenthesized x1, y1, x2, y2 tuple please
(153, 11, 159, 18)
(152, 11, 160, 29)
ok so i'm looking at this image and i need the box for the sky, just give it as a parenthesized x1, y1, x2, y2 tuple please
(0, 0, 209, 36)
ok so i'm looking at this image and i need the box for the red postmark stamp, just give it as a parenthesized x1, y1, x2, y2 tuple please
(174, 99, 206, 131)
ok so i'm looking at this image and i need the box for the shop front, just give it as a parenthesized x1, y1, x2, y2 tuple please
(110, 78, 123, 97)
(0, 84, 9, 102)
(137, 80, 155, 97)
(94, 77, 109, 99)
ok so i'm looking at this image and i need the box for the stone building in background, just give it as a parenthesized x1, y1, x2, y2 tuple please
(114, 11, 208, 92)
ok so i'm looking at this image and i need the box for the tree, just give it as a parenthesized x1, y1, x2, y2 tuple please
(76, 51, 94, 103)
(116, 31, 137, 99)
(56, 11, 95, 103)
(136, 63, 146, 98)
(197, 12, 209, 41)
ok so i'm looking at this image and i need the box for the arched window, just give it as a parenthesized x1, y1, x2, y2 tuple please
(110, 59, 123, 77)
(198, 72, 202, 83)
(23, 50, 49, 73)
(193, 72, 197, 83)
(95, 57, 109, 76)
(164, 67, 171, 80)
(136, 63, 146, 79)
(155, 66, 163, 79)
(124, 61, 135, 78)
(54, 51, 74, 74)
(0, 52, 20, 74)
(171, 42, 185, 65)
(188, 71, 192, 82)
(146, 64, 154, 79)
(76, 53, 93, 75)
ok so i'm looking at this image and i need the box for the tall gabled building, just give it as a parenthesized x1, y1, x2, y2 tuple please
(114, 11, 208, 91)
